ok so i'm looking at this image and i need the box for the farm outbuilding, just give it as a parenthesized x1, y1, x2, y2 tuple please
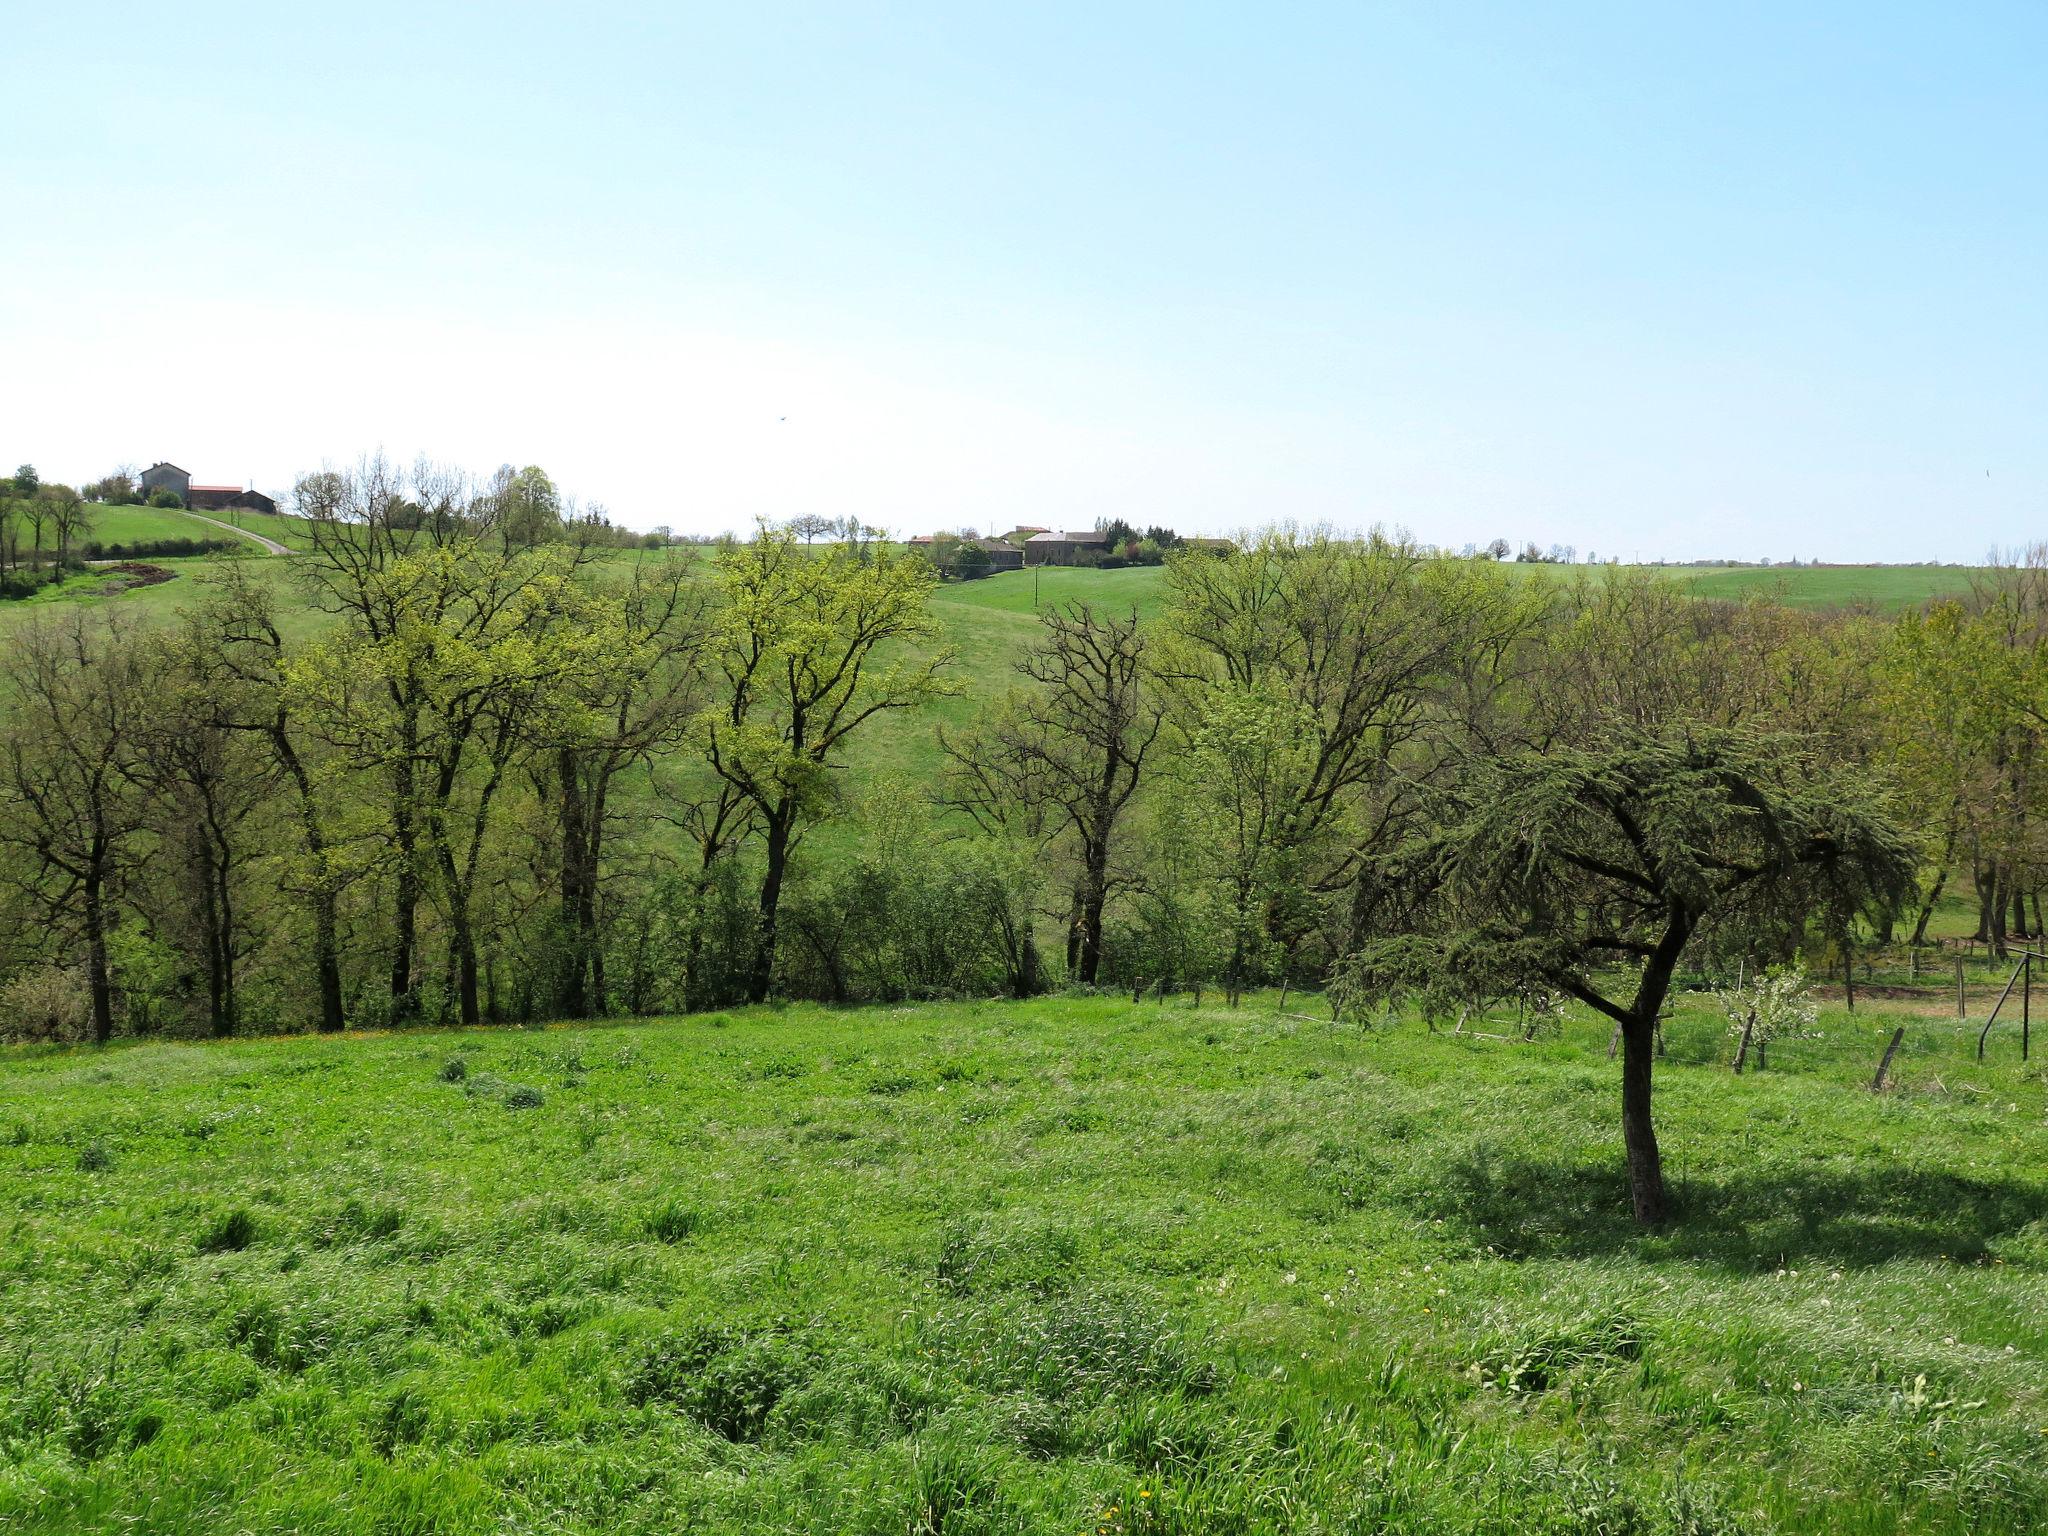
(976, 537, 1024, 571)
(1023, 530, 1109, 566)
(188, 485, 279, 515)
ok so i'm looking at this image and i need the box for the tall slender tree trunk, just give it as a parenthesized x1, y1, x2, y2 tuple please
(274, 726, 345, 1032)
(1613, 908, 1691, 1224)
(390, 760, 419, 1015)
(1619, 1017, 1664, 1222)
(217, 859, 237, 1036)
(83, 863, 114, 1045)
(452, 912, 480, 1025)
(311, 877, 345, 1032)
(1911, 865, 1948, 946)
(198, 841, 229, 1037)
(1016, 927, 1041, 998)
(556, 746, 592, 1017)
(748, 804, 795, 1004)
(1078, 835, 1109, 984)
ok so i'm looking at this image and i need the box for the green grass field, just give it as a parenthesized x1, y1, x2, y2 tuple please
(4, 991, 2044, 1534)
(79, 506, 241, 549)
(1650, 565, 1979, 611)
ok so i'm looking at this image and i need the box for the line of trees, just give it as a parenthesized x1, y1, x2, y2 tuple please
(0, 466, 96, 594)
(11, 477, 2036, 1222)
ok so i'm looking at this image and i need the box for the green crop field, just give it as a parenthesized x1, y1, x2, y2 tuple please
(3, 992, 2044, 1534)
(1652, 565, 1980, 611)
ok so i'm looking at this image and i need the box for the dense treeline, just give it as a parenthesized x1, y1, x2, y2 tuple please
(5, 455, 2044, 1218)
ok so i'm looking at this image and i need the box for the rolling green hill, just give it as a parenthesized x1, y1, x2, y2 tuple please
(81, 505, 242, 549)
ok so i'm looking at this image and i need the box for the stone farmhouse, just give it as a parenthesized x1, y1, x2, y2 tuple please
(137, 462, 278, 515)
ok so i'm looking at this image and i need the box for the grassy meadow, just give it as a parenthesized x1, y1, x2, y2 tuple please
(1650, 565, 1980, 611)
(3, 991, 2046, 1534)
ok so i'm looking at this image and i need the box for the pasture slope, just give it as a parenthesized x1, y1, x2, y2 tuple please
(2, 990, 2045, 1534)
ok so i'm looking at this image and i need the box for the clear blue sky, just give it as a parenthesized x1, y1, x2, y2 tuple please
(5, 3, 2043, 559)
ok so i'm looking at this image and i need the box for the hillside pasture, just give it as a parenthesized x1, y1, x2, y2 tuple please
(2, 993, 2044, 1534)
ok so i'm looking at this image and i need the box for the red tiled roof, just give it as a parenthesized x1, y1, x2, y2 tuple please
(191, 484, 244, 493)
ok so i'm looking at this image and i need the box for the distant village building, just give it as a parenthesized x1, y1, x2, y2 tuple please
(906, 533, 1025, 572)
(190, 485, 279, 515)
(135, 463, 277, 515)
(138, 462, 191, 501)
(975, 537, 1024, 571)
(1023, 529, 1109, 566)
(1007, 524, 1051, 545)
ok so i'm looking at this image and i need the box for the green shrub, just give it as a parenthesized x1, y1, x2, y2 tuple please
(1, 965, 92, 1044)
(628, 1322, 820, 1442)
(644, 1200, 703, 1244)
(198, 1208, 259, 1254)
(913, 1289, 1216, 1402)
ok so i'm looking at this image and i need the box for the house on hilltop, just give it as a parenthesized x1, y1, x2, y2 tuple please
(1023, 529, 1109, 566)
(134, 463, 278, 515)
(138, 462, 191, 501)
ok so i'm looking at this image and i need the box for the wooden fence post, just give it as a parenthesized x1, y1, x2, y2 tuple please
(1732, 1013, 1754, 1074)
(1872, 1026, 1905, 1092)
(1957, 957, 1966, 1020)
(1976, 954, 2029, 1060)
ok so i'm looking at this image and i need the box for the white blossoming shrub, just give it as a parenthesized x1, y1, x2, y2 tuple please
(1716, 964, 1818, 1065)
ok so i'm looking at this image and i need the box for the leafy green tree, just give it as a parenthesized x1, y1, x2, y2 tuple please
(1174, 685, 1327, 1003)
(535, 556, 714, 1017)
(1124, 809, 1231, 1003)
(129, 639, 272, 1037)
(1350, 725, 1915, 1223)
(46, 486, 91, 571)
(943, 603, 1159, 983)
(0, 614, 152, 1042)
(705, 523, 952, 1001)
(286, 540, 622, 1024)
(186, 566, 352, 1032)
(1163, 529, 1538, 959)
(492, 464, 562, 548)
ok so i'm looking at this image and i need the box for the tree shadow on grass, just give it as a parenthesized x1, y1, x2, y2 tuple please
(1428, 1143, 2048, 1269)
